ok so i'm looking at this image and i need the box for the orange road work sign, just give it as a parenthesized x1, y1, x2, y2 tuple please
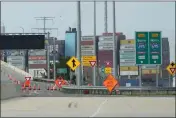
(55, 76, 67, 88)
(55, 79, 62, 88)
(103, 74, 119, 93)
(23, 77, 31, 87)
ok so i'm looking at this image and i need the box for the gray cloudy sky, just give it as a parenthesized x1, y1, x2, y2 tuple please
(1, 2, 175, 61)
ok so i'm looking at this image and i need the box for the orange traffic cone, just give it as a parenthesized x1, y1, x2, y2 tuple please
(37, 84, 40, 90)
(50, 85, 53, 90)
(28, 86, 32, 90)
(47, 84, 50, 90)
(13, 80, 17, 84)
(21, 86, 25, 91)
(33, 84, 36, 90)
(53, 85, 57, 90)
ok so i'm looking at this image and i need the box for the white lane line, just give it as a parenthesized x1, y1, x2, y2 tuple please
(89, 99, 108, 117)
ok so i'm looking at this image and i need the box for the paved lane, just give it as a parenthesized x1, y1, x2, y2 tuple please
(1, 97, 175, 117)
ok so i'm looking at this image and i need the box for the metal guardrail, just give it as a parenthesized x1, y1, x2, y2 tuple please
(61, 86, 176, 96)
(33, 78, 176, 95)
(33, 78, 55, 82)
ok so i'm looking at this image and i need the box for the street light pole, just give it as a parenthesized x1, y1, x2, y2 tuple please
(47, 32, 50, 80)
(112, 1, 117, 78)
(53, 38, 56, 80)
(76, 1, 82, 86)
(19, 27, 28, 72)
(93, 1, 97, 86)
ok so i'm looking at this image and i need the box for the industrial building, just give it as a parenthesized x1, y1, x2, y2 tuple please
(65, 28, 77, 57)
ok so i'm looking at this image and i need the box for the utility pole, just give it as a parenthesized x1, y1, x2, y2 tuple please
(32, 17, 58, 80)
(33, 17, 55, 33)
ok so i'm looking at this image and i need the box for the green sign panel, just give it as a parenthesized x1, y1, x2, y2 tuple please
(57, 68, 67, 74)
(135, 32, 149, 65)
(101, 65, 105, 73)
(135, 31, 162, 65)
(149, 32, 162, 64)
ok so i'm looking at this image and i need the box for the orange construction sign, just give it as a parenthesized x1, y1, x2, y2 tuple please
(55, 79, 62, 88)
(23, 77, 31, 88)
(55, 76, 67, 88)
(103, 74, 119, 93)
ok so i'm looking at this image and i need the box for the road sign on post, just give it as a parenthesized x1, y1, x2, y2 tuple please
(66, 57, 80, 71)
(135, 31, 162, 65)
(82, 56, 96, 67)
(149, 31, 162, 65)
(57, 68, 67, 74)
(105, 67, 112, 74)
(135, 32, 149, 65)
(166, 62, 176, 75)
(103, 74, 118, 93)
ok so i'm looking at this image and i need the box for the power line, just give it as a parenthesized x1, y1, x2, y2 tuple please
(32, 16, 58, 80)
(32, 16, 58, 34)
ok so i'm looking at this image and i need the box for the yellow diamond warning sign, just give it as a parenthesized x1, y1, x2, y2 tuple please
(82, 56, 96, 67)
(166, 62, 176, 75)
(66, 56, 80, 71)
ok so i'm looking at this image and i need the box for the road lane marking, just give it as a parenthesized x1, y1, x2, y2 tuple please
(89, 99, 108, 117)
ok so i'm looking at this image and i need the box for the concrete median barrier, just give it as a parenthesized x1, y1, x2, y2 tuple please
(1, 83, 22, 100)
(1, 61, 33, 100)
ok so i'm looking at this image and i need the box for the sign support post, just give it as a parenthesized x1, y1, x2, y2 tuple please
(135, 31, 162, 87)
(149, 31, 162, 87)
(156, 65, 159, 87)
(135, 31, 149, 87)
(139, 65, 142, 87)
(112, 1, 117, 79)
(47, 32, 50, 80)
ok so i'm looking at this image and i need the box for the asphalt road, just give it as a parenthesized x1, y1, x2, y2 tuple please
(2, 77, 176, 117)
(1, 63, 175, 117)
(1, 97, 175, 117)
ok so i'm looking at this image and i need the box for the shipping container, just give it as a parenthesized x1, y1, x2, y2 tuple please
(119, 79, 139, 86)
(28, 55, 47, 69)
(98, 50, 113, 67)
(81, 36, 94, 41)
(81, 40, 93, 45)
(83, 66, 93, 84)
(120, 39, 135, 45)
